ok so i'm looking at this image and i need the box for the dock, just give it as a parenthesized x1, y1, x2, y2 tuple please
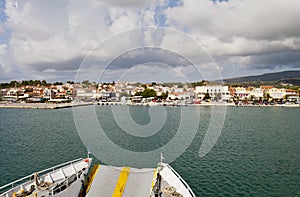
(0, 102, 94, 109)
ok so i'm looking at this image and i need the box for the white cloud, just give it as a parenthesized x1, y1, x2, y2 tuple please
(164, 0, 300, 78)
(108, 8, 140, 32)
(3, 0, 158, 67)
(142, 9, 156, 26)
(165, 0, 300, 40)
(165, 0, 300, 55)
(104, 0, 157, 8)
(0, 44, 6, 54)
(193, 35, 300, 57)
(0, 0, 299, 82)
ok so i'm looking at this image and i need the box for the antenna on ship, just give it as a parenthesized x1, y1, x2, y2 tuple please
(87, 149, 91, 158)
(160, 153, 164, 164)
(154, 153, 165, 197)
(158, 153, 165, 173)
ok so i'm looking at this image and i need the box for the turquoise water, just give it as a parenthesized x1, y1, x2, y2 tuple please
(0, 106, 299, 196)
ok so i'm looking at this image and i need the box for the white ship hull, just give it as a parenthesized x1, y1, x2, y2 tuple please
(0, 158, 92, 197)
(1, 158, 196, 197)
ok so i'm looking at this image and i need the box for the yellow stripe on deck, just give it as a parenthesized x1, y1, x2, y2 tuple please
(85, 164, 100, 193)
(151, 168, 157, 189)
(112, 167, 131, 197)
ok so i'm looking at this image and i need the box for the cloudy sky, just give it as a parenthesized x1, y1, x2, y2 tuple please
(0, 0, 300, 83)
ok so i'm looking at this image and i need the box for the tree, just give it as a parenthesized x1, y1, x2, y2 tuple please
(177, 83, 183, 88)
(230, 84, 240, 87)
(33, 80, 42, 86)
(10, 80, 19, 87)
(263, 92, 271, 101)
(67, 81, 74, 84)
(42, 80, 48, 86)
(161, 92, 168, 100)
(163, 82, 174, 88)
(21, 80, 29, 86)
(191, 80, 207, 88)
(53, 82, 63, 85)
(203, 93, 211, 100)
(134, 91, 142, 96)
(82, 80, 90, 85)
(249, 95, 254, 101)
(0, 82, 10, 89)
(141, 88, 157, 98)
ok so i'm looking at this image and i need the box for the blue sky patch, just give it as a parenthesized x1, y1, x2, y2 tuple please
(0, 0, 6, 22)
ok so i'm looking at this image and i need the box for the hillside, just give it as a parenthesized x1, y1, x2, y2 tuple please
(224, 70, 300, 85)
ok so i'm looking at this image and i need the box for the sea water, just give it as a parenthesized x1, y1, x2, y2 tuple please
(0, 106, 299, 196)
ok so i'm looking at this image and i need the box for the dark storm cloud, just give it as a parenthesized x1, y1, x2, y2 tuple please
(31, 47, 192, 72)
(248, 50, 300, 70)
(30, 57, 85, 72)
(106, 47, 191, 70)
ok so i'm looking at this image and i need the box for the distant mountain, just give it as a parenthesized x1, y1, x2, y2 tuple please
(224, 70, 300, 85)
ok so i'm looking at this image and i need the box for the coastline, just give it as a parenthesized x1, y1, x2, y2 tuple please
(0, 101, 299, 109)
(97, 101, 300, 107)
(197, 103, 300, 108)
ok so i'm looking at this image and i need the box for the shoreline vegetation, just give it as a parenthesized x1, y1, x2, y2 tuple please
(0, 101, 299, 109)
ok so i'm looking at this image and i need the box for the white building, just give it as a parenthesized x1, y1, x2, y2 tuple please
(250, 88, 264, 100)
(0, 89, 7, 99)
(268, 88, 286, 100)
(235, 87, 250, 100)
(168, 91, 192, 100)
(285, 89, 299, 102)
(195, 85, 230, 101)
(76, 88, 94, 98)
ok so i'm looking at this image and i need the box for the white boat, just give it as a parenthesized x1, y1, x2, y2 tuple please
(0, 158, 92, 197)
(0, 155, 196, 197)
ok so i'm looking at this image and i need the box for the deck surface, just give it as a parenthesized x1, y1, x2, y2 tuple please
(86, 165, 156, 197)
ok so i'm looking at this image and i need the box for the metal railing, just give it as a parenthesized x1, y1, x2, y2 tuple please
(0, 158, 83, 195)
(164, 164, 197, 197)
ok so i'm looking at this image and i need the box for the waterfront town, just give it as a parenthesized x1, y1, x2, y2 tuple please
(0, 80, 299, 107)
